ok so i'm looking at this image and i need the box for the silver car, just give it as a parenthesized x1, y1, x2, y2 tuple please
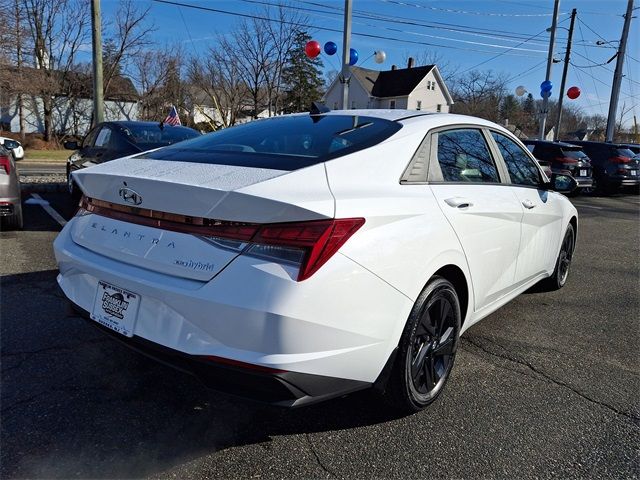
(0, 144, 23, 230)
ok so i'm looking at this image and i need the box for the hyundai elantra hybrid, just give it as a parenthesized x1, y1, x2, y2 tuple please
(54, 109, 578, 412)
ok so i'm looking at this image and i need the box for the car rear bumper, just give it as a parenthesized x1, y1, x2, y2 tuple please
(575, 177, 593, 188)
(54, 217, 411, 403)
(69, 301, 372, 407)
(0, 198, 20, 216)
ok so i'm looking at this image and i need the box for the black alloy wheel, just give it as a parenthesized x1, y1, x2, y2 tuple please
(385, 276, 461, 412)
(544, 223, 575, 291)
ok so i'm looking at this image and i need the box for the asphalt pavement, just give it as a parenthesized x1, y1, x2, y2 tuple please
(1, 191, 639, 479)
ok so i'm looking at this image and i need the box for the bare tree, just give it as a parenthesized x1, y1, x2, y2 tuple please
(188, 46, 247, 128)
(133, 46, 187, 122)
(262, 4, 308, 115)
(102, 0, 155, 95)
(20, 0, 89, 140)
(450, 69, 508, 122)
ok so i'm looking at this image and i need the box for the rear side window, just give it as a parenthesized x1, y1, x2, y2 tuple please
(616, 148, 635, 158)
(491, 132, 541, 187)
(435, 129, 499, 183)
(560, 148, 588, 160)
(142, 115, 402, 170)
(120, 125, 200, 149)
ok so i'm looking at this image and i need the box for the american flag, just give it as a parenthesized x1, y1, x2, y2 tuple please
(163, 105, 181, 126)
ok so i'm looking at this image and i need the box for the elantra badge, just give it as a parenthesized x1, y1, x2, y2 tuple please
(119, 186, 142, 205)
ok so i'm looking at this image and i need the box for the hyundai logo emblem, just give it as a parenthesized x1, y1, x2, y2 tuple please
(118, 186, 142, 205)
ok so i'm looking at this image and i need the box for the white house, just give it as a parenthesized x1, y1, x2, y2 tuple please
(324, 61, 453, 113)
(0, 66, 138, 136)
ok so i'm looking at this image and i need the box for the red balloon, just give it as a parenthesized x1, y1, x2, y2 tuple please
(567, 86, 581, 99)
(305, 40, 321, 58)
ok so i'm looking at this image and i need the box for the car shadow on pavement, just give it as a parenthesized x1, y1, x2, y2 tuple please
(1, 269, 405, 479)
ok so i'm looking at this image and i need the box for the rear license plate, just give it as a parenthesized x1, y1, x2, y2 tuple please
(580, 169, 588, 176)
(91, 281, 140, 337)
(631, 170, 638, 176)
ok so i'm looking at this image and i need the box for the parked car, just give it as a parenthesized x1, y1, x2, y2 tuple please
(64, 121, 201, 202)
(523, 140, 593, 192)
(54, 110, 578, 412)
(619, 144, 640, 155)
(0, 144, 23, 230)
(564, 140, 639, 193)
(0, 137, 25, 161)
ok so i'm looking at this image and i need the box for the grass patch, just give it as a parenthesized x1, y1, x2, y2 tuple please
(24, 149, 70, 162)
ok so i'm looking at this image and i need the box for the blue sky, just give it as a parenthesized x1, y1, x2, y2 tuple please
(101, 0, 639, 124)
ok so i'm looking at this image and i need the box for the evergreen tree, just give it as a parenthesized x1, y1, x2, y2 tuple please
(281, 31, 324, 114)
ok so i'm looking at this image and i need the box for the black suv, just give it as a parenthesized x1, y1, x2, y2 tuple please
(563, 141, 639, 194)
(522, 140, 593, 191)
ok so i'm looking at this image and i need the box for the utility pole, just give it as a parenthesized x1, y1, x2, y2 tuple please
(606, 0, 634, 142)
(15, 0, 25, 141)
(554, 8, 577, 142)
(340, 0, 353, 109)
(539, 0, 560, 140)
(91, 0, 104, 126)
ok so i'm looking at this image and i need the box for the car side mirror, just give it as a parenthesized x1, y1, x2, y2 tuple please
(64, 140, 79, 150)
(549, 173, 578, 194)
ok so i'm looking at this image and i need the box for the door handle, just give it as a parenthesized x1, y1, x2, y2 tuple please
(444, 197, 474, 209)
(522, 199, 536, 209)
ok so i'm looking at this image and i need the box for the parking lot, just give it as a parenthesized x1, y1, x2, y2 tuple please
(1, 191, 639, 479)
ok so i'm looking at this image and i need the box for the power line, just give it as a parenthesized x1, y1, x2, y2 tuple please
(151, 0, 545, 58)
(494, 0, 624, 17)
(379, 0, 569, 17)
(238, 0, 549, 53)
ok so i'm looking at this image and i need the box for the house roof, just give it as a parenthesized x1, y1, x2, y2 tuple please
(345, 64, 453, 105)
(0, 65, 138, 102)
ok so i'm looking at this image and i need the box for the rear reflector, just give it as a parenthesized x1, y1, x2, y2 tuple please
(200, 355, 287, 374)
(0, 155, 11, 175)
(79, 196, 364, 281)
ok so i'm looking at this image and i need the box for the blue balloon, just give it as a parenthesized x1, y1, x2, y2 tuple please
(540, 80, 553, 92)
(540, 90, 551, 99)
(349, 48, 358, 66)
(324, 41, 337, 56)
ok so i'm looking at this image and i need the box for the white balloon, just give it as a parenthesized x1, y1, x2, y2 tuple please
(374, 50, 386, 64)
(515, 85, 527, 97)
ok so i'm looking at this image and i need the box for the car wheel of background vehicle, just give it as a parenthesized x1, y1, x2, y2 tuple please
(384, 276, 461, 413)
(68, 175, 82, 205)
(543, 223, 575, 291)
(1, 204, 23, 231)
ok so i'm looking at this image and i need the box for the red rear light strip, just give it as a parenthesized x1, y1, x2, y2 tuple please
(200, 355, 287, 374)
(0, 155, 11, 175)
(81, 197, 260, 240)
(80, 197, 365, 281)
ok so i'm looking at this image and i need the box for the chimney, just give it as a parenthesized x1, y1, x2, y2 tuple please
(407, 57, 414, 69)
(391, 64, 397, 70)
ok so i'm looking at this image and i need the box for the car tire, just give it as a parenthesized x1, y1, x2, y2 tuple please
(543, 223, 575, 291)
(384, 276, 461, 413)
(1, 204, 23, 231)
(68, 174, 82, 205)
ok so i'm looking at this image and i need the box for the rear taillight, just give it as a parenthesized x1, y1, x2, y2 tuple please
(555, 157, 578, 165)
(0, 155, 11, 175)
(609, 156, 631, 164)
(617, 168, 629, 175)
(248, 218, 365, 281)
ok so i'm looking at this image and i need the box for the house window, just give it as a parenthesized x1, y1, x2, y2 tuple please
(416, 100, 422, 111)
(432, 82, 436, 91)
(437, 104, 442, 112)
(389, 100, 396, 109)
(351, 101, 356, 109)
(333, 102, 338, 109)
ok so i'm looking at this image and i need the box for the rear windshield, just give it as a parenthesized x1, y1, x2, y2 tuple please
(141, 114, 402, 170)
(560, 148, 588, 159)
(616, 148, 635, 158)
(119, 125, 200, 149)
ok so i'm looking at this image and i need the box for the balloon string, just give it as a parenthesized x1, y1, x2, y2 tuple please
(359, 52, 375, 66)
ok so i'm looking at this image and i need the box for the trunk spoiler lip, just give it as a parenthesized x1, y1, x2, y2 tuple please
(79, 196, 261, 241)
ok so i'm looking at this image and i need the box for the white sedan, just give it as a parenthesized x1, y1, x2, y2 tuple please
(53, 110, 578, 411)
(0, 137, 24, 161)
